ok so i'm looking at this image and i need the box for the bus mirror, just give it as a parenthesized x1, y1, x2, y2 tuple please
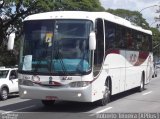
(89, 32, 96, 50)
(7, 33, 15, 50)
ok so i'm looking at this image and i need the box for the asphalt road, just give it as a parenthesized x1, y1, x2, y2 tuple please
(1, 73, 160, 119)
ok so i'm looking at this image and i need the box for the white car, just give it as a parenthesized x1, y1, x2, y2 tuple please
(0, 67, 18, 100)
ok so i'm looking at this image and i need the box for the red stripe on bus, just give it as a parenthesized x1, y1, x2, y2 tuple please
(106, 49, 120, 55)
(139, 51, 149, 59)
(134, 52, 149, 66)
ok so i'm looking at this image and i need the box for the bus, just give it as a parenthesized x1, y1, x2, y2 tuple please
(9, 11, 153, 106)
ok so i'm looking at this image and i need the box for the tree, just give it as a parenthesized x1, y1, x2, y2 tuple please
(106, 9, 149, 29)
(53, 0, 104, 11)
(0, 0, 104, 66)
(150, 27, 160, 57)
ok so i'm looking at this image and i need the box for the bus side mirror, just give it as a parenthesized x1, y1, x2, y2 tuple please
(89, 32, 96, 50)
(7, 33, 15, 50)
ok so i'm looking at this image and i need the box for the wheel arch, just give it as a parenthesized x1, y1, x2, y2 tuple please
(1, 84, 9, 93)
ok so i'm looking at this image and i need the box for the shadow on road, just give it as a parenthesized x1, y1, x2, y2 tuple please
(111, 87, 144, 102)
(0, 88, 143, 113)
(8, 94, 19, 99)
(0, 99, 99, 113)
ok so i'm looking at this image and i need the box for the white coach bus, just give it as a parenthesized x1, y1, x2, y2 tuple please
(9, 11, 153, 106)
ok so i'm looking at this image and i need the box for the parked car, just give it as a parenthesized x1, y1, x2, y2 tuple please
(0, 67, 18, 100)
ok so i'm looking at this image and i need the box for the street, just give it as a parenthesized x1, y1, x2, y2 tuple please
(1, 73, 160, 119)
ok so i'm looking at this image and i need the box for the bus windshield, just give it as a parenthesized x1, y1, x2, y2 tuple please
(19, 20, 92, 75)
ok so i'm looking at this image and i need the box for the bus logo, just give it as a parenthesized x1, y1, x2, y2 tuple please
(130, 54, 137, 62)
(61, 76, 72, 80)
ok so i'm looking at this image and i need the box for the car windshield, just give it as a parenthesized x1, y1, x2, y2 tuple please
(0, 70, 9, 78)
(19, 19, 93, 75)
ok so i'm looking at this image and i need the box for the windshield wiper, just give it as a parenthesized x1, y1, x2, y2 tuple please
(33, 47, 50, 73)
(53, 40, 68, 76)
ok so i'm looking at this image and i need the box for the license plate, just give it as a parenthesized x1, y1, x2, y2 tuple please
(45, 96, 58, 100)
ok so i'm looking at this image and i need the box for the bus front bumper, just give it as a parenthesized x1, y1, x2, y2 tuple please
(19, 85, 92, 102)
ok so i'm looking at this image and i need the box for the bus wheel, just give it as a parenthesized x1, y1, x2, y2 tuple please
(97, 87, 110, 106)
(41, 100, 55, 106)
(138, 75, 145, 92)
(0, 88, 8, 100)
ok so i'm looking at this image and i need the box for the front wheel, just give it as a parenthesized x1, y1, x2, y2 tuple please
(0, 88, 9, 100)
(97, 87, 110, 106)
(138, 75, 145, 92)
(41, 100, 55, 107)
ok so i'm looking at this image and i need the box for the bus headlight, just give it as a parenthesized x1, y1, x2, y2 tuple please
(18, 79, 34, 86)
(69, 81, 91, 88)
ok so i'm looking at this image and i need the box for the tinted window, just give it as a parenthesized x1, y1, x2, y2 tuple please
(94, 19, 104, 76)
(105, 20, 152, 52)
(105, 21, 116, 49)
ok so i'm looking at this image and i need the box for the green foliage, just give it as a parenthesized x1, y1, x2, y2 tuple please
(150, 27, 160, 45)
(0, 46, 17, 66)
(106, 9, 149, 29)
(52, 0, 104, 11)
(150, 27, 160, 56)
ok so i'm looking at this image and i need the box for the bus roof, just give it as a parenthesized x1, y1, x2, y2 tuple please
(24, 11, 152, 35)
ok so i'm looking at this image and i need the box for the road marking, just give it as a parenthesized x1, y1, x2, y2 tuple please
(142, 91, 152, 96)
(1, 105, 35, 115)
(96, 107, 113, 113)
(89, 107, 112, 116)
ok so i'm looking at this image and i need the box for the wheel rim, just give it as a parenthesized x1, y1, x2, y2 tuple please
(2, 89, 8, 100)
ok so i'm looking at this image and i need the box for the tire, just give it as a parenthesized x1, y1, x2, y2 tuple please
(41, 100, 55, 107)
(155, 74, 157, 77)
(0, 88, 9, 100)
(97, 80, 111, 106)
(138, 75, 145, 92)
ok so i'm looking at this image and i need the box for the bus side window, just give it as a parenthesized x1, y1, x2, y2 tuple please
(105, 21, 116, 50)
(116, 25, 126, 49)
(126, 29, 134, 50)
(142, 34, 150, 51)
(136, 33, 142, 51)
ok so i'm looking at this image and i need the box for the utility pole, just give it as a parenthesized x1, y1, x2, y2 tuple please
(155, 6, 160, 28)
(139, 5, 159, 27)
(154, 5, 160, 62)
(154, 6, 160, 59)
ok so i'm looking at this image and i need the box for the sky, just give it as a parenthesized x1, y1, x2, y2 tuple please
(100, 0, 160, 27)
